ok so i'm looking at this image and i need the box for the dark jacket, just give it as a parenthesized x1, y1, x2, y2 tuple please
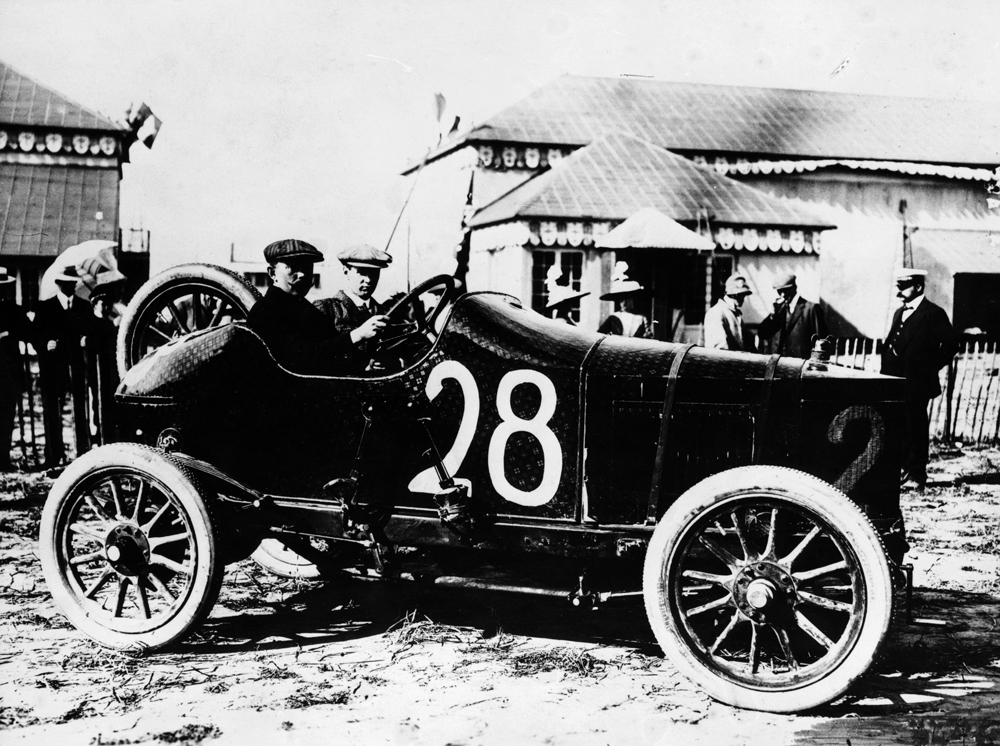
(880, 297, 957, 401)
(246, 287, 356, 376)
(33, 295, 98, 392)
(314, 291, 383, 373)
(758, 297, 827, 358)
(0, 297, 29, 389)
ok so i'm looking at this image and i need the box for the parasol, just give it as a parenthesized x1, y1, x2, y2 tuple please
(40, 240, 126, 302)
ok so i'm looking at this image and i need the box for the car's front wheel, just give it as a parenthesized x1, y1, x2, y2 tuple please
(39, 444, 222, 651)
(642, 465, 893, 713)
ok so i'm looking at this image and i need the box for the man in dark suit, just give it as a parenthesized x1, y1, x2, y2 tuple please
(247, 239, 377, 376)
(880, 268, 957, 491)
(34, 267, 99, 467)
(757, 273, 827, 358)
(314, 245, 392, 373)
(0, 268, 29, 470)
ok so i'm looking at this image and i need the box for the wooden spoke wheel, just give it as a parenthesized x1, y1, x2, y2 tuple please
(117, 264, 261, 375)
(40, 444, 222, 651)
(643, 466, 893, 713)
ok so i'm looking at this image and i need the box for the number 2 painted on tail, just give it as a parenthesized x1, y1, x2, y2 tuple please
(407, 361, 563, 506)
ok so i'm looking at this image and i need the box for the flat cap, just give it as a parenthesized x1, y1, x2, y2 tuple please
(894, 267, 928, 284)
(772, 273, 797, 290)
(263, 239, 324, 265)
(338, 244, 393, 269)
(725, 274, 752, 296)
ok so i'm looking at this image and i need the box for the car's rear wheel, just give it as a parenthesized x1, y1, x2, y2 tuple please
(642, 465, 893, 713)
(117, 263, 261, 376)
(40, 444, 222, 651)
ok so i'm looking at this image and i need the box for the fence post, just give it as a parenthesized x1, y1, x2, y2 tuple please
(945, 355, 956, 443)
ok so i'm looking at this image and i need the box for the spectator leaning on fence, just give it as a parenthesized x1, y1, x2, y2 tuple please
(756, 273, 827, 358)
(0, 268, 29, 471)
(880, 268, 957, 491)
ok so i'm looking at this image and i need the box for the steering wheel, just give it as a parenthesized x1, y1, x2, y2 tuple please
(369, 275, 461, 367)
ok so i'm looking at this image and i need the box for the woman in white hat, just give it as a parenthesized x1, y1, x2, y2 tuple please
(598, 262, 652, 338)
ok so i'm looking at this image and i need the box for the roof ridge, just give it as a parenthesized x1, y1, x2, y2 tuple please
(557, 72, 1000, 108)
(0, 59, 124, 130)
(469, 130, 832, 229)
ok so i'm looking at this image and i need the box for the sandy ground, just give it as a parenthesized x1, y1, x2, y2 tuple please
(2, 447, 1000, 746)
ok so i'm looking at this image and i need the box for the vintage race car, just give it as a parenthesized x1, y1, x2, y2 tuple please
(40, 265, 908, 713)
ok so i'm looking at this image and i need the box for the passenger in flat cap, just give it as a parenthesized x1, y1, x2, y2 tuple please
(881, 267, 957, 491)
(313, 245, 392, 373)
(246, 239, 359, 375)
(704, 274, 752, 351)
(756, 273, 827, 358)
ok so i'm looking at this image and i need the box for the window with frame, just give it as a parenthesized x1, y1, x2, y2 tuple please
(531, 249, 584, 322)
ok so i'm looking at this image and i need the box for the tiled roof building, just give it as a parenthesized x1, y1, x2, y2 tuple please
(0, 61, 131, 307)
(402, 75, 1000, 339)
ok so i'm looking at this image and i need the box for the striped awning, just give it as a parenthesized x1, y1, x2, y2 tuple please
(0, 162, 120, 257)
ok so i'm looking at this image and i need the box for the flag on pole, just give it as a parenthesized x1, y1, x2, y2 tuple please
(127, 103, 162, 149)
(433, 92, 447, 123)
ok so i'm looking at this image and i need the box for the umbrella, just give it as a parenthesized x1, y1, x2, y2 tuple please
(40, 240, 126, 302)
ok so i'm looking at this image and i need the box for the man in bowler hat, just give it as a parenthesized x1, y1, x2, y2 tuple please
(704, 274, 752, 351)
(247, 239, 380, 376)
(314, 245, 392, 373)
(757, 273, 827, 358)
(880, 268, 957, 490)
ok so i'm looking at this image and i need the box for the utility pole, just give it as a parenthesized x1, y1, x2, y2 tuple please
(900, 199, 914, 267)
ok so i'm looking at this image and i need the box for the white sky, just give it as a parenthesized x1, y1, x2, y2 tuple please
(2, 0, 999, 288)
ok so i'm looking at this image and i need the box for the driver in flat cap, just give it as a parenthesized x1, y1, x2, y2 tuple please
(246, 239, 359, 375)
(314, 245, 391, 373)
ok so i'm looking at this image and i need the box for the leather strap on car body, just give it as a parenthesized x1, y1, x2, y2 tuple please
(646, 343, 695, 525)
(752, 354, 782, 464)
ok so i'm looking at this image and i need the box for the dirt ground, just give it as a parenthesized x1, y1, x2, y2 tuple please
(3, 447, 1000, 746)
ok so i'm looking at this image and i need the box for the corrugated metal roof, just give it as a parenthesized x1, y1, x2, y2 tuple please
(469, 132, 832, 229)
(425, 75, 1000, 169)
(0, 162, 120, 257)
(0, 60, 123, 131)
(913, 229, 1000, 274)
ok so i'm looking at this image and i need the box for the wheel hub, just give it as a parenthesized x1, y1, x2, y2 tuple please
(734, 562, 795, 622)
(104, 524, 151, 576)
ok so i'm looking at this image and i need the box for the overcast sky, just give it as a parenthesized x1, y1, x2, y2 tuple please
(2, 0, 999, 286)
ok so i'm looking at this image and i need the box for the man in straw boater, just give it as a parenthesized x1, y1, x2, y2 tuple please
(756, 272, 828, 358)
(0, 267, 29, 470)
(543, 264, 589, 326)
(597, 261, 652, 338)
(314, 244, 393, 373)
(704, 273, 753, 351)
(247, 239, 387, 376)
(881, 268, 957, 491)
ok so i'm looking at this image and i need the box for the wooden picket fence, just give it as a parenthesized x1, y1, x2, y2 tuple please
(831, 337, 1000, 444)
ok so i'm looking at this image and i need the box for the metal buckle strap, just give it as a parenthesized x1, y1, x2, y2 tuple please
(753, 354, 781, 464)
(646, 343, 695, 525)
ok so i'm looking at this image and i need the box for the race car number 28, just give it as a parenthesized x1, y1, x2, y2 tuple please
(407, 360, 563, 506)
